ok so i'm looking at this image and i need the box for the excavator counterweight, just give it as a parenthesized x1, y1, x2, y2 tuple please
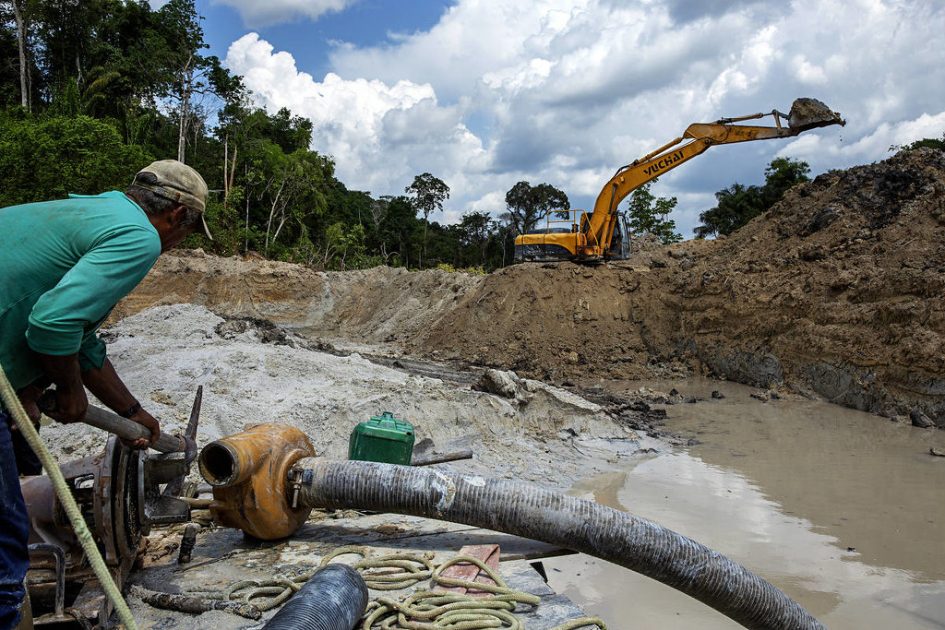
(514, 98, 845, 263)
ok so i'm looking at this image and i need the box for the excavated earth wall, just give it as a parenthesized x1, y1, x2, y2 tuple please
(657, 148, 945, 425)
(117, 149, 945, 427)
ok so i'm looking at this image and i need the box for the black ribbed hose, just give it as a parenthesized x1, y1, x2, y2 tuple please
(296, 461, 823, 630)
(261, 564, 368, 630)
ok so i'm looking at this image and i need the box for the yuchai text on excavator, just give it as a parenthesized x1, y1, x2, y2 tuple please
(513, 98, 845, 263)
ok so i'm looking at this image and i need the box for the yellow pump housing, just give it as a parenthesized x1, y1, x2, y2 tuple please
(199, 423, 316, 540)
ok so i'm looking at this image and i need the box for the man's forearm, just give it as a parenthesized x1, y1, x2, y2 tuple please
(35, 352, 88, 422)
(36, 353, 83, 392)
(81, 358, 137, 415)
(81, 359, 161, 448)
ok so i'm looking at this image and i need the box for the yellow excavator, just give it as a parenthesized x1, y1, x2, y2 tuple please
(513, 98, 845, 262)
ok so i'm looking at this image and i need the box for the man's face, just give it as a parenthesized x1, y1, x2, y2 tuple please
(156, 205, 197, 252)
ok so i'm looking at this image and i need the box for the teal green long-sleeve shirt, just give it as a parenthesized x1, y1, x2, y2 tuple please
(0, 191, 161, 391)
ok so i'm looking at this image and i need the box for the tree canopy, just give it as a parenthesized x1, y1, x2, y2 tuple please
(0, 110, 152, 206)
(405, 172, 450, 268)
(694, 157, 810, 238)
(504, 181, 570, 235)
(625, 180, 681, 244)
(895, 132, 945, 153)
(4, 1, 766, 273)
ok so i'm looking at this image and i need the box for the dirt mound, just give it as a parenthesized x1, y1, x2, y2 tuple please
(417, 148, 945, 423)
(114, 253, 480, 348)
(662, 148, 945, 422)
(118, 149, 945, 426)
(414, 262, 673, 380)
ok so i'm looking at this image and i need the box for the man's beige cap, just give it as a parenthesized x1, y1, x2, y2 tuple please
(133, 159, 212, 240)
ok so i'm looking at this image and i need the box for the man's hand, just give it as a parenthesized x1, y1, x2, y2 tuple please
(49, 383, 89, 424)
(124, 407, 161, 449)
(15, 384, 44, 426)
(82, 358, 160, 449)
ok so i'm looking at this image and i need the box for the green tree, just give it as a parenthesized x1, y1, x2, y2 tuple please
(694, 157, 810, 238)
(376, 196, 420, 267)
(424, 220, 458, 268)
(318, 222, 376, 270)
(458, 211, 496, 267)
(626, 181, 681, 244)
(0, 111, 152, 206)
(31, 0, 93, 97)
(494, 220, 517, 268)
(693, 183, 762, 239)
(405, 172, 449, 268)
(241, 143, 332, 257)
(159, 0, 215, 163)
(760, 157, 810, 207)
(504, 181, 570, 235)
(357, 195, 419, 266)
(264, 107, 313, 154)
(7, 0, 30, 110)
(209, 102, 318, 255)
(894, 132, 945, 152)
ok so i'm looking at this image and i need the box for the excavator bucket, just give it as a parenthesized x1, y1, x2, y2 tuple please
(788, 98, 845, 131)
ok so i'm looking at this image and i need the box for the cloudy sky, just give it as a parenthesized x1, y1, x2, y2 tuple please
(190, 0, 945, 237)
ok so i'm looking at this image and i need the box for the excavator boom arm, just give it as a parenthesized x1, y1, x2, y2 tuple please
(585, 117, 799, 246)
(513, 98, 844, 262)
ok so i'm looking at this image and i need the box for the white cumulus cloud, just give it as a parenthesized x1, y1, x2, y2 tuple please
(213, 0, 353, 28)
(224, 0, 945, 237)
(225, 33, 488, 201)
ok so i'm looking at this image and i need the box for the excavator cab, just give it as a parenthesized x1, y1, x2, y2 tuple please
(513, 209, 584, 262)
(606, 212, 630, 260)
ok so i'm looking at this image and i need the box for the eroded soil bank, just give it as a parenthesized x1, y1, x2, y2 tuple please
(117, 148, 945, 426)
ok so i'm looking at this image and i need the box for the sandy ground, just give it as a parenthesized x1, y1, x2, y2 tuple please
(44, 304, 649, 487)
(38, 304, 660, 627)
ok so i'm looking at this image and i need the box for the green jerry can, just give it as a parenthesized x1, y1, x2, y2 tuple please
(348, 412, 415, 465)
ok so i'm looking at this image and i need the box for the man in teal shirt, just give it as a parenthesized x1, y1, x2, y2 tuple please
(0, 160, 210, 629)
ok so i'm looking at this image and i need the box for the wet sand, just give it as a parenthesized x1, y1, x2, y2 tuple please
(545, 379, 945, 629)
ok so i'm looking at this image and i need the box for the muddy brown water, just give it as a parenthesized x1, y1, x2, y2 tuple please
(544, 379, 945, 629)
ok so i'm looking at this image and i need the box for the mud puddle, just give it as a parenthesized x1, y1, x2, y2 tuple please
(544, 379, 945, 629)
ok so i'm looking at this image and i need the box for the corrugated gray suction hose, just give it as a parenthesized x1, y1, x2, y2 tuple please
(296, 460, 824, 630)
(262, 564, 367, 630)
